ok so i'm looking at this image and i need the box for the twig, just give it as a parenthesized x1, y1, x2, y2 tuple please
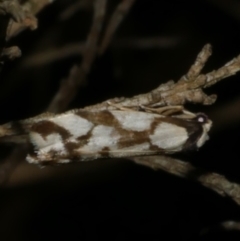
(0, 0, 34, 64)
(6, 0, 54, 40)
(0, 46, 21, 61)
(181, 43, 212, 81)
(84, 44, 240, 111)
(0, 0, 32, 23)
(133, 156, 240, 205)
(98, 0, 136, 55)
(47, 0, 107, 113)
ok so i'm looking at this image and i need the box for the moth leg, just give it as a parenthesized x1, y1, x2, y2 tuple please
(171, 109, 197, 119)
(107, 101, 138, 111)
(139, 105, 184, 116)
(107, 101, 183, 115)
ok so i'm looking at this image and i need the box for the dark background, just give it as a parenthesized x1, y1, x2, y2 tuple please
(1, 0, 240, 240)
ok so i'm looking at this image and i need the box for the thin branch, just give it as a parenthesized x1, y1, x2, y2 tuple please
(0, 0, 33, 22)
(181, 44, 212, 81)
(98, 0, 136, 55)
(0, 46, 21, 61)
(0, 0, 33, 65)
(133, 156, 240, 205)
(47, 0, 107, 113)
(204, 54, 240, 87)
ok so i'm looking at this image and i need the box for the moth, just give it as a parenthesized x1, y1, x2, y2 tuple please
(0, 105, 211, 165)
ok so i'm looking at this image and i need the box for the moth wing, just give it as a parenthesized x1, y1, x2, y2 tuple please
(27, 112, 94, 164)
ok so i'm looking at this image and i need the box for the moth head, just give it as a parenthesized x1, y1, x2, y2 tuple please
(195, 113, 212, 148)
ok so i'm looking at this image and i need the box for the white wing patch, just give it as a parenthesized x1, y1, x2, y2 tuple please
(112, 111, 155, 131)
(30, 132, 62, 149)
(78, 125, 121, 153)
(150, 122, 188, 150)
(29, 132, 67, 162)
(51, 113, 93, 137)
